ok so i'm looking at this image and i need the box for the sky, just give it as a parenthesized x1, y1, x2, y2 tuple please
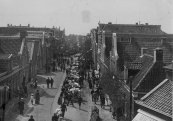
(0, 0, 172, 35)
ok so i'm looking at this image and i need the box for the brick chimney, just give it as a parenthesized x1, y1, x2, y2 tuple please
(20, 30, 27, 39)
(154, 48, 163, 62)
(141, 47, 148, 56)
(28, 24, 30, 27)
(7, 24, 9, 27)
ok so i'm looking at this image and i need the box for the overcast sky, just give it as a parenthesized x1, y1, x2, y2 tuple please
(0, 0, 172, 35)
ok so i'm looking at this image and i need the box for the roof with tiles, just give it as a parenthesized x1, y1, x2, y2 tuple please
(0, 38, 22, 55)
(99, 23, 164, 34)
(137, 79, 172, 117)
(132, 54, 154, 90)
(116, 36, 173, 70)
(118, 54, 153, 80)
(126, 62, 142, 70)
(0, 54, 12, 60)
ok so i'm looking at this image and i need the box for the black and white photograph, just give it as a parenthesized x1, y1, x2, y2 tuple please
(0, 0, 172, 121)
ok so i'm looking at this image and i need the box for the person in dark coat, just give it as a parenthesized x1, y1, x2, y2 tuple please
(52, 113, 59, 121)
(23, 85, 28, 97)
(18, 98, 24, 115)
(46, 77, 50, 88)
(34, 79, 38, 88)
(50, 77, 54, 88)
(67, 92, 73, 106)
(35, 90, 40, 104)
(100, 94, 105, 109)
(78, 95, 82, 109)
(60, 103, 67, 118)
(91, 89, 94, 101)
(28, 115, 35, 121)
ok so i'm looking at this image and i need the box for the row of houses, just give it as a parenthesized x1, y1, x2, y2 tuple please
(0, 24, 65, 119)
(90, 22, 173, 121)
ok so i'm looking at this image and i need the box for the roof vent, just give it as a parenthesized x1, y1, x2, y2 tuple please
(145, 23, 148, 25)
(108, 22, 112, 24)
(136, 23, 138, 25)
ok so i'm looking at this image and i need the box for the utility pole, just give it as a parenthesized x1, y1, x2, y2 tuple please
(129, 76, 133, 121)
(1, 86, 7, 121)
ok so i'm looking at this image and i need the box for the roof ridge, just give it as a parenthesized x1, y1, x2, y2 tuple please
(133, 62, 155, 90)
(141, 78, 169, 101)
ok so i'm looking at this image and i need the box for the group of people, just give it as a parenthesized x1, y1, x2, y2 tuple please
(46, 77, 54, 88)
(51, 57, 84, 120)
(89, 71, 108, 109)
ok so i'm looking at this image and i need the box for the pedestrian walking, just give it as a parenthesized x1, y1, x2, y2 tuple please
(93, 92, 97, 104)
(35, 89, 40, 104)
(60, 103, 67, 118)
(50, 77, 54, 88)
(30, 93, 34, 105)
(46, 77, 50, 88)
(91, 89, 94, 101)
(28, 115, 35, 121)
(52, 113, 59, 121)
(34, 79, 38, 88)
(18, 98, 24, 115)
(100, 94, 105, 109)
(78, 95, 82, 109)
(23, 85, 28, 97)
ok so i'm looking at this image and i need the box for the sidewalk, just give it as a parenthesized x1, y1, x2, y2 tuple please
(4, 68, 51, 121)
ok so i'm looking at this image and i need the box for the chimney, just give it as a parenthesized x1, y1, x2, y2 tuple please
(11, 24, 12, 26)
(20, 24, 21, 26)
(7, 24, 9, 27)
(141, 48, 148, 56)
(136, 23, 138, 25)
(124, 65, 128, 83)
(154, 48, 163, 62)
(28, 24, 30, 27)
(20, 30, 27, 39)
(161, 37, 166, 45)
(108, 22, 112, 24)
(145, 23, 148, 25)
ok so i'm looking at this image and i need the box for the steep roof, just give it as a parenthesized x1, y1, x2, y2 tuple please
(132, 54, 154, 90)
(0, 37, 22, 55)
(137, 79, 172, 118)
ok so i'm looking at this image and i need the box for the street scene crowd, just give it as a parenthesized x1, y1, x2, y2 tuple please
(14, 54, 108, 121)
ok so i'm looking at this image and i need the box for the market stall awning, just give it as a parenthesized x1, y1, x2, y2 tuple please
(133, 109, 166, 121)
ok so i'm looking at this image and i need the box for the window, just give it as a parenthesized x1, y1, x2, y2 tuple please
(118, 37, 131, 43)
